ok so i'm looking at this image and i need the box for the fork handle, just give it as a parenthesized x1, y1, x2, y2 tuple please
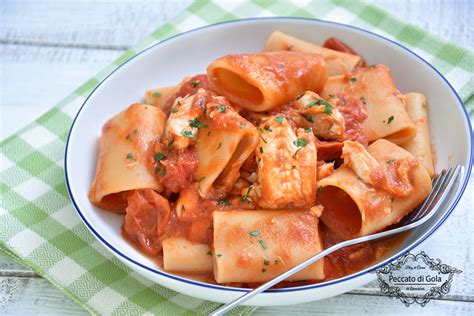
(209, 242, 346, 315)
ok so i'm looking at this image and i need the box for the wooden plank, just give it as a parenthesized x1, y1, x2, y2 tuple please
(1, 0, 472, 51)
(0, 0, 193, 49)
(0, 276, 472, 316)
(256, 293, 474, 315)
(0, 277, 87, 315)
(0, 44, 122, 138)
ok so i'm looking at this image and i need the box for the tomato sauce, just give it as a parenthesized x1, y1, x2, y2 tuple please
(337, 92, 369, 147)
(163, 74, 210, 114)
(323, 37, 368, 68)
(152, 145, 198, 193)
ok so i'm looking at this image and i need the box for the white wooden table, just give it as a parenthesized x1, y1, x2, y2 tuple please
(1, 1, 473, 314)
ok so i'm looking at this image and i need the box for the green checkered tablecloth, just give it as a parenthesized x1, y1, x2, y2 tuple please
(1, 0, 473, 315)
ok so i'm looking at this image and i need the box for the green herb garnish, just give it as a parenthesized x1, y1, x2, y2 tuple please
(181, 130, 196, 138)
(189, 118, 208, 129)
(125, 129, 138, 140)
(241, 186, 253, 202)
(218, 105, 226, 113)
(258, 240, 268, 249)
(387, 116, 394, 124)
(317, 186, 323, 195)
(249, 230, 260, 237)
(154, 152, 166, 162)
(191, 80, 200, 87)
(152, 92, 161, 97)
(293, 138, 308, 147)
(264, 125, 272, 132)
(303, 115, 313, 123)
(275, 115, 284, 123)
(217, 199, 232, 206)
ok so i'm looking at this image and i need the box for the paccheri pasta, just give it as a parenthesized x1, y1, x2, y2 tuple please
(89, 31, 433, 287)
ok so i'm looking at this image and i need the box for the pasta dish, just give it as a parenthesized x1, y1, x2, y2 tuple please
(88, 31, 434, 287)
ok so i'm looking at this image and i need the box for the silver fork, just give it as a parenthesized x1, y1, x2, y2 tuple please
(210, 165, 463, 315)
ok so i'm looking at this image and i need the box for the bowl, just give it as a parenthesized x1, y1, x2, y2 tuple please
(65, 17, 472, 306)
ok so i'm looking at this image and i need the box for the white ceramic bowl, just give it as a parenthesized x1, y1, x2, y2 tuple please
(65, 18, 473, 306)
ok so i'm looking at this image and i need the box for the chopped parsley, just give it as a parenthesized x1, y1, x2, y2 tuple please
(125, 129, 138, 140)
(275, 259, 280, 265)
(249, 230, 260, 237)
(303, 114, 314, 123)
(293, 138, 308, 147)
(324, 103, 333, 115)
(259, 147, 264, 154)
(360, 96, 367, 105)
(293, 138, 308, 157)
(386, 159, 395, 164)
(296, 92, 305, 100)
(216, 254, 222, 258)
(152, 92, 161, 97)
(329, 94, 338, 99)
(306, 99, 332, 109)
(154, 152, 166, 162)
(241, 186, 253, 202)
(275, 115, 284, 123)
(239, 123, 245, 129)
(264, 259, 270, 266)
(126, 152, 135, 160)
(191, 80, 200, 87)
(189, 118, 208, 129)
(261, 268, 267, 273)
(292, 165, 297, 170)
(207, 251, 212, 256)
(181, 130, 196, 138)
(304, 128, 312, 133)
(218, 105, 226, 113)
(216, 142, 222, 150)
(258, 240, 268, 249)
(197, 176, 206, 182)
(317, 186, 324, 195)
(387, 116, 394, 124)
(167, 138, 175, 148)
(171, 108, 179, 113)
(264, 125, 273, 132)
(217, 198, 232, 206)
(350, 77, 357, 83)
(259, 135, 268, 144)
(160, 166, 167, 177)
(155, 167, 161, 174)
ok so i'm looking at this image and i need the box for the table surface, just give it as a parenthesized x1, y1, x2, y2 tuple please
(1, 0, 473, 315)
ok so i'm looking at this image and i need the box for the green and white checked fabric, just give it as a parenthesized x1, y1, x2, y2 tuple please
(1, 0, 473, 315)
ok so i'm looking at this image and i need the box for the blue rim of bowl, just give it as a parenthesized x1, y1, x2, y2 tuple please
(65, 17, 473, 293)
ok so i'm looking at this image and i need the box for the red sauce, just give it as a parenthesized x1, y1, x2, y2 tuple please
(163, 74, 210, 114)
(93, 192, 129, 214)
(319, 186, 362, 239)
(337, 92, 369, 147)
(155, 146, 198, 193)
(323, 37, 367, 68)
(122, 189, 171, 256)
